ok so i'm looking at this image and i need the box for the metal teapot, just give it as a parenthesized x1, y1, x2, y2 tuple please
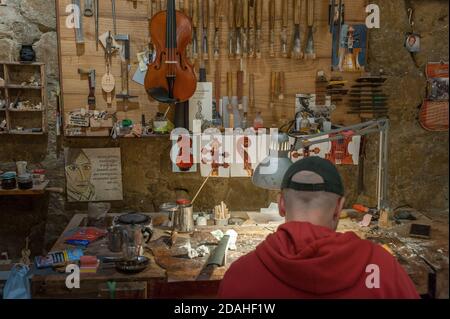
(107, 213, 153, 258)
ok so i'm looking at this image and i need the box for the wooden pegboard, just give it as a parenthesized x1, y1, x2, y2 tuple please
(56, 0, 368, 136)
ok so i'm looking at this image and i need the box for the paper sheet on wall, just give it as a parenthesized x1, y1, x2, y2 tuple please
(189, 82, 213, 131)
(65, 148, 123, 202)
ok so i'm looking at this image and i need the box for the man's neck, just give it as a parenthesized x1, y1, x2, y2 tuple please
(285, 214, 333, 230)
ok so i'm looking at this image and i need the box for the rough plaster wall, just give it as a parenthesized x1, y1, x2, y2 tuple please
(363, 0, 449, 210)
(0, 0, 65, 256)
(0, 0, 448, 255)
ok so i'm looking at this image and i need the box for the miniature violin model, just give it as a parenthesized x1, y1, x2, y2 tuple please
(145, 0, 197, 104)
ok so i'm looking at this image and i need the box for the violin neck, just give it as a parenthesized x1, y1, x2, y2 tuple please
(166, 0, 177, 49)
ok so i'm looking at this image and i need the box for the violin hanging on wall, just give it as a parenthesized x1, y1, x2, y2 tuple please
(145, 0, 197, 104)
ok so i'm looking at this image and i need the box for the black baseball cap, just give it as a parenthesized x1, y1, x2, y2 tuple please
(281, 157, 345, 196)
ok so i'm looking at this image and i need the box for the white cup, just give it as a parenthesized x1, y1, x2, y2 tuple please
(16, 161, 28, 175)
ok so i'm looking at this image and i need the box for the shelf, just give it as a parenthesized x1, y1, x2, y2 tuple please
(8, 108, 44, 112)
(8, 130, 45, 135)
(0, 62, 44, 66)
(0, 181, 49, 196)
(5, 84, 42, 90)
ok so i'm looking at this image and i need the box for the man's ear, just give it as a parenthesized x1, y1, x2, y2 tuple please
(334, 196, 346, 220)
(279, 192, 286, 218)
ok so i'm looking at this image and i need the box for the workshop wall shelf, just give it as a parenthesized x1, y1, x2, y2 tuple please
(0, 62, 48, 135)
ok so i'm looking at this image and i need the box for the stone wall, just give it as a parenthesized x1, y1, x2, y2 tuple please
(0, 0, 65, 257)
(0, 0, 448, 257)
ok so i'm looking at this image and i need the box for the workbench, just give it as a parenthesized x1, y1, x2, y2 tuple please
(31, 210, 449, 299)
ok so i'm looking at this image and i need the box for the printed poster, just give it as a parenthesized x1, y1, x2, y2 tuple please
(65, 148, 123, 202)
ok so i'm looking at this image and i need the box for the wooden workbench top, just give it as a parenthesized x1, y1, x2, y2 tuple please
(32, 210, 449, 298)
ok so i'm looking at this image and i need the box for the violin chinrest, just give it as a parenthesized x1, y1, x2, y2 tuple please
(147, 87, 179, 104)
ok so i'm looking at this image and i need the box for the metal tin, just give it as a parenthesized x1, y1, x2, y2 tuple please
(175, 199, 195, 233)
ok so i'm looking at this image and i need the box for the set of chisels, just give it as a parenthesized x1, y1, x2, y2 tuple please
(347, 76, 389, 118)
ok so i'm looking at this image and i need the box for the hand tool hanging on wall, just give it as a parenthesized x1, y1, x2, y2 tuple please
(227, 0, 235, 59)
(249, 73, 255, 111)
(227, 72, 234, 127)
(248, 0, 255, 58)
(78, 68, 96, 110)
(111, 0, 117, 36)
(115, 35, 138, 111)
(201, 0, 210, 60)
(237, 67, 244, 112)
(213, 0, 221, 59)
(278, 71, 285, 101)
(270, 71, 276, 108)
(192, 0, 200, 60)
(179, 0, 186, 13)
(242, 0, 249, 58)
(235, 0, 243, 59)
(255, 0, 263, 58)
(291, 0, 303, 59)
(268, 0, 276, 57)
(148, 0, 155, 60)
(95, 0, 99, 50)
(72, 0, 84, 44)
(102, 31, 116, 107)
(305, 0, 316, 59)
(214, 63, 221, 120)
(199, 57, 207, 81)
(281, 0, 289, 58)
(334, 0, 344, 59)
(84, 0, 94, 16)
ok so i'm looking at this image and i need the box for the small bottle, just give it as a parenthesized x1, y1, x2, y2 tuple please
(253, 112, 264, 130)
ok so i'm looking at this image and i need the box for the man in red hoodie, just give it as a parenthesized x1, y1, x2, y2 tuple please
(218, 157, 419, 299)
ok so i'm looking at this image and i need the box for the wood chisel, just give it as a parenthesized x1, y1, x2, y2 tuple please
(249, 73, 255, 111)
(84, 0, 94, 16)
(111, 0, 117, 36)
(278, 71, 285, 100)
(255, 0, 263, 58)
(242, 0, 249, 58)
(269, 0, 276, 57)
(148, 0, 157, 58)
(228, 0, 235, 58)
(202, 0, 210, 60)
(237, 68, 244, 111)
(248, 0, 256, 58)
(196, 235, 230, 281)
(94, 0, 99, 50)
(73, 0, 84, 44)
(179, 0, 186, 13)
(291, 0, 303, 59)
(334, 0, 343, 60)
(214, 64, 221, 117)
(270, 71, 276, 108)
(305, 0, 316, 59)
(227, 72, 234, 127)
(192, 0, 200, 60)
(281, 0, 289, 58)
(235, 0, 243, 58)
(213, 0, 221, 59)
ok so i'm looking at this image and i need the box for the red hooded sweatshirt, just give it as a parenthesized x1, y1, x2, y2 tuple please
(218, 222, 420, 299)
